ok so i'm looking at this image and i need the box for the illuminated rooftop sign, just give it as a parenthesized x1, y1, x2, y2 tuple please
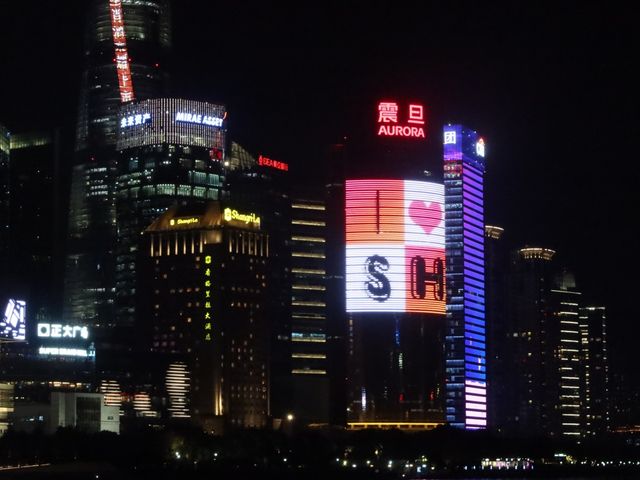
(223, 208, 261, 228)
(377, 101, 426, 139)
(120, 113, 151, 128)
(175, 112, 224, 127)
(0, 299, 26, 341)
(37, 323, 89, 340)
(169, 217, 200, 227)
(258, 155, 289, 171)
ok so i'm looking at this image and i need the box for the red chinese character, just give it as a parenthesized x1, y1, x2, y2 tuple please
(408, 104, 425, 125)
(378, 102, 398, 123)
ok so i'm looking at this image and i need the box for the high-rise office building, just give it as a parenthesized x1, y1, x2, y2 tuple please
(345, 179, 446, 427)
(325, 142, 348, 427)
(138, 202, 269, 431)
(484, 225, 507, 432)
(64, 0, 171, 326)
(224, 152, 292, 422)
(579, 306, 609, 436)
(505, 248, 589, 438)
(549, 272, 583, 438)
(289, 193, 329, 423)
(115, 98, 226, 328)
(225, 152, 331, 424)
(443, 125, 487, 429)
(504, 247, 556, 436)
(0, 124, 9, 288)
(6, 132, 63, 319)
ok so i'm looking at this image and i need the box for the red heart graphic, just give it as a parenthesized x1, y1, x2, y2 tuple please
(408, 200, 442, 235)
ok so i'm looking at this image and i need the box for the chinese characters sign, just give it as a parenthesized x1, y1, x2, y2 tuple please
(345, 180, 445, 314)
(377, 101, 426, 139)
(120, 113, 151, 128)
(37, 323, 89, 340)
(203, 255, 213, 341)
(109, 0, 134, 102)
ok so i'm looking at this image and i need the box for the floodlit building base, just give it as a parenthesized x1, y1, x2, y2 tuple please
(347, 421, 443, 431)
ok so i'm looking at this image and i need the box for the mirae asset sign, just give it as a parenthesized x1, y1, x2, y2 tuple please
(175, 112, 224, 127)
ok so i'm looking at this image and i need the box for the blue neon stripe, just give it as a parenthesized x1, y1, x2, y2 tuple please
(464, 277, 484, 290)
(465, 331, 485, 342)
(465, 355, 485, 364)
(465, 324, 484, 335)
(465, 338, 486, 348)
(466, 363, 486, 373)
(466, 371, 486, 380)
(464, 269, 484, 282)
(466, 347, 485, 357)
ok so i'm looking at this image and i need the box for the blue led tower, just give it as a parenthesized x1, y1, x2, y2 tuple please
(443, 125, 487, 429)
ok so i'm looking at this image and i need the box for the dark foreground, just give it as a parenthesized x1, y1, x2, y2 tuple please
(1, 425, 639, 479)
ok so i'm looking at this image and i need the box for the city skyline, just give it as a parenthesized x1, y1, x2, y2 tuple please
(0, 0, 636, 388)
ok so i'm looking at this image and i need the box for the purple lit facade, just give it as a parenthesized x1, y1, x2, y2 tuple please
(443, 125, 487, 429)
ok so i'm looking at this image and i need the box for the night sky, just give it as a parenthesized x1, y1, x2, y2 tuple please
(1, 1, 637, 377)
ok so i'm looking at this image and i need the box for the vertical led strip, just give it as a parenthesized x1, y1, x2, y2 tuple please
(444, 125, 487, 429)
(109, 0, 135, 102)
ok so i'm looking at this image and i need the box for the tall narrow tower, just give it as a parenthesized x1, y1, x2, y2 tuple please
(64, 0, 171, 325)
(443, 125, 487, 429)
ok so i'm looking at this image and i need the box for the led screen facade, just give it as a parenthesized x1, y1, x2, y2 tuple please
(346, 179, 445, 314)
(0, 299, 26, 341)
(443, 124, 487, 429)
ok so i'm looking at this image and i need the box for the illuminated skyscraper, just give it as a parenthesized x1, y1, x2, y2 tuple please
(64, 0, 171, 326)
(345, 179, 446, 428)
(443, 125, 487, 429)
(289, 193, 329, 423)
(114, 98, 226, 328)
(549, 272, 582, 438)
(505, 249, 588, 438)
(225, 154, 330, 424)
(579, 306, 609, 436)
(139, 202, 269, 430)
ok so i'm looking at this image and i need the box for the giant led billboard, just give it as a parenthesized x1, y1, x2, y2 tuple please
(346, 179, 445, 314)
(0, 299, 26, 341)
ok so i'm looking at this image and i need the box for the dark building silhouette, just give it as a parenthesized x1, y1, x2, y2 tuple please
(0, 124, 9, 291)
(484, 225, 507, 432)
(504, 247, 557, 436)
(6, 132, 64, 320)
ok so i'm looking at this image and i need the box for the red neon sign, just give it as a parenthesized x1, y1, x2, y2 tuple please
(377, 101, 426, 139)
(258, 155, 289, 172)
(109, 0, 134, 103)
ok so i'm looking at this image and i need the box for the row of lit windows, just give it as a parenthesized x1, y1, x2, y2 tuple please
(227, 230, 268, 257)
